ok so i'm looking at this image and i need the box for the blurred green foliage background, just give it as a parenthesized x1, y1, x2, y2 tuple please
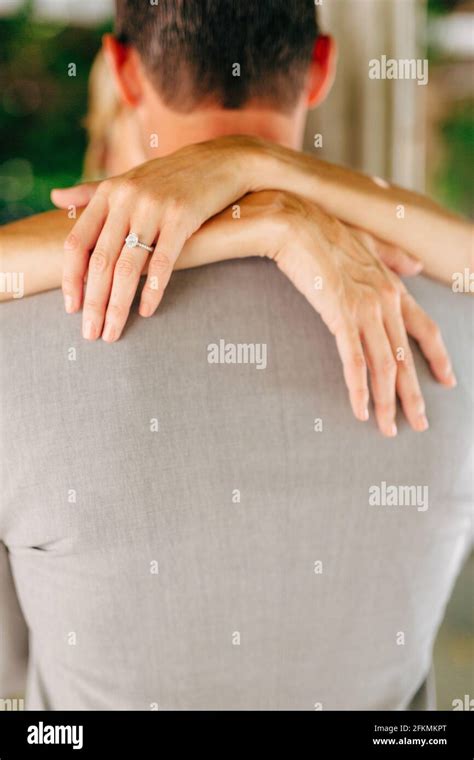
(434, 101, 473, 217)
(0, 0, 472, 223)
(0, 5, 108, 222)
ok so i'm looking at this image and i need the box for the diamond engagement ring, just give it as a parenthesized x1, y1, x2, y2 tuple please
(125, 232, 154, 253)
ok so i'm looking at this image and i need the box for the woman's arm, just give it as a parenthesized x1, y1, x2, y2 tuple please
(0, 192, 454, 437)
(0, 203, 270, 300)
(257, 139, 473, 285)
(0, 210, 69, 300)
(0, 200, 418, 301)
(52, 135, 473, 291)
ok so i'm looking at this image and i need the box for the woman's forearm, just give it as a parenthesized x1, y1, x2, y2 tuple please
(50, 136, 472, 288)
(2, 155, 470, 305)
(0, 210, 72, 300)
(0, 205, 264, 301)
(248, 139, 473, 284)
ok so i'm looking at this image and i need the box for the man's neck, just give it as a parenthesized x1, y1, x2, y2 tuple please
(138, 93, 307, 156)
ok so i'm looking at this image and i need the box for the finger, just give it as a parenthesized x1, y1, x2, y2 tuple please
(333, 319, 369, 422)
(376, 241, 423, 277)
(81, 212, 130, 341)
(383, 308, 429, 432)
(401, 292, 456, 387)
(139, 222, 188, 317)
(102, 221, 156, 343)
(362, 312, 398, 437)
(62, 192, 108, 313)
(51, 182, 100, 209)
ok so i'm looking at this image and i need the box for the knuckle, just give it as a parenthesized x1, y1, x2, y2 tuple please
(375, 401, 395, 415)
(352, 352, 367, 370)
(408, 392, 424, 410)
(380, 280, 400, 303)
(352, 386, 369, 402)
(363, 292, 381, 317)
(64, 232, 81, 251)
(96, 178, 114, 196)
(164, 198, 186, 223)
(62, 274, 79, 291)
(83, 298, 103, 314)
(398, 348, 414, 370)
(115, 177, 138, 201)
(106, 302, 127, 322)
(148, 251, 171, 275)
(339, 295, 357, 316)
(376, 355, 397, 377)
(89, 250, 109, 274)
(349, 353, 367, 371)
(139, 190, 160, 210)
(115, 255, 138, 279)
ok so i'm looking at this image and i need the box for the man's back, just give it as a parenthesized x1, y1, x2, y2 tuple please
(1, 258, 472, 710)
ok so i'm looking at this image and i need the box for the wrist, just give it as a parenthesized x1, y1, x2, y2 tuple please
(249, 139, 326, 203)
(226, 135, 273, 195)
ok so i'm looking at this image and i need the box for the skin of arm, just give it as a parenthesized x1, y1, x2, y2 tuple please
(0, 211, 68, 300)
(116, 134, 468, 284)
(0, 206, 264, 300)
(254, 138, 473, 284)
(52, 136, 472, 338)
(0, 196, 420, 301)
(0, 205, 271, 300)
(0, 192, 454, 436)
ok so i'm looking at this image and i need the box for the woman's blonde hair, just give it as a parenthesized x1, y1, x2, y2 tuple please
(82, 50, 121, 180)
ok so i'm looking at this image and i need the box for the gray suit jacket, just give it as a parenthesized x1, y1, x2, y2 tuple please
(0, 259, 472, 710)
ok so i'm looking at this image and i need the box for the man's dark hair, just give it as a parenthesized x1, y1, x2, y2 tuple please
(115, 0, 319, 112)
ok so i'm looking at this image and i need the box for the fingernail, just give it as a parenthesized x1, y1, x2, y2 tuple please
(83, 320, 96, 340)
(360, 407, 369, 421)
(140, 303, 152, 318)
(388, 423, 397, 437)
(446, 371, 457, 387)
(102, 322, 116, 343)
(64, 295, 74, 313)
(417, 415, 429, 432)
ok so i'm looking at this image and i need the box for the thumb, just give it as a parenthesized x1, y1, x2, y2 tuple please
(377, 241, 423, 277)
(50, 181, 100, 209)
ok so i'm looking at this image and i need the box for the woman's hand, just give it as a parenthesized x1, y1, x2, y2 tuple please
(1, 174, 457, 436)
(175, 191, 456, 436)
(51, 157, 422, 343)
(51, 137, 262, 338)
(51, 168, 455, 435)
(52, 134, 472, 298)
(265, 194, 455, 435)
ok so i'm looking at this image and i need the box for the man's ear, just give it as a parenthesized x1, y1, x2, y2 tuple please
(102, 33, 144, 107)
(307, 35, 337, 108)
